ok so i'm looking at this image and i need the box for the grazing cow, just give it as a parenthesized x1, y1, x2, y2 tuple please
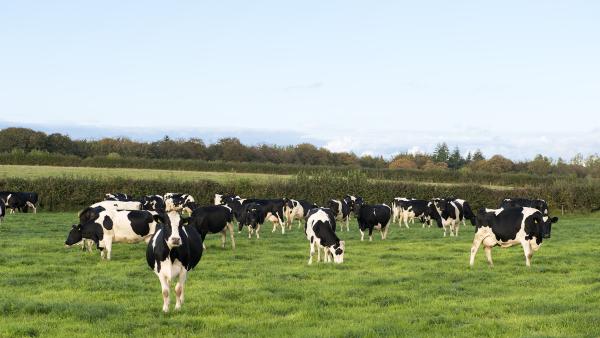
(395, 199, 430, 229)
(64, 207, 158, 260)
(164, 193, 196, 212)
(140, 195, 166, 212)
(105, 193, 132, 201)
(146, 211, 203, 312)
(327, 199, 352, 232)
(354, 201, 392, 241)
(428, 199, 463, 237)
(90, 200, 142, 211)
(470, 207, 558, 267)
(391, 197, 410, 225)
(305, 208, 345, 264)
(283, 198, 318, 229)
(188, 205, 235, 249)
(1, 192, 38, 213)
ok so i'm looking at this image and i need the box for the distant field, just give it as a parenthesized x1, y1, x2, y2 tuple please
(0, 165, 514, 190)
(0, 213, 598, 337)
(0, 165, 290, 184)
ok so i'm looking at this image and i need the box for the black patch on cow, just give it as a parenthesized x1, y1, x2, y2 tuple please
(103, 215, 113, 230)
(127, 210, 153, 236)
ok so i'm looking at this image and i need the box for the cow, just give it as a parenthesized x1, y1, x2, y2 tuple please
(105, 193, 132, 201)
(1, 192, 38, 213)
(64, 207, 159, 260)
(305, 208, 345, 265)
(164, 193, 196, 213)
(283, 198, 318, 229)
(499, 198, 554, 238)
(354, 201, 392, 241)
(470, 207, 558, 267)
(90, 200, 143, 211)
(241, 202, 267, 239)
(447, 197, 477, 226)
(146, 211, 203, 313)
(391, 197, 410, 225)
(214, 193, 238, 206)
(395, 199, 430, 229)
(188, 205, 235, 249)
(140, 195, 166, 212)
(327, 199, 352, 232)
(428, 199, 463, 237)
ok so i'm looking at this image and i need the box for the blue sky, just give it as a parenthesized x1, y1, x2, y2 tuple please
(1, 1, 599, 160)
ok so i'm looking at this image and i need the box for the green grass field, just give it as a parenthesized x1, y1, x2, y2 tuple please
(0, 165, 515, 190)
(1, 212, 598, 337)
(0, 165, 290, 184)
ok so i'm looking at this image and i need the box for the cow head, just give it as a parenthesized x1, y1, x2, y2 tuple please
(352, 198, 365, 215)
(524, 212, 546, 251)
(426, 201, 443, 227)
(153, 211, 188, 248)
(65, 224, 83, 247)
(327, 200, 340, 215)
(244, 203, 264, 229)
(328, 241, 345, 264)
(542, 216, 559, 238)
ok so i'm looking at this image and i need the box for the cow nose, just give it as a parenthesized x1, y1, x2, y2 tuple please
(171, 237, 181, 245)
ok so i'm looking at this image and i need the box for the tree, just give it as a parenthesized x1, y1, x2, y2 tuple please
(472, 149, 485, 161)
(389, 156, 418, 169)
(432, 143, 450, 163)
(528, 154, 552, 176)
(447, 147, 464, 170)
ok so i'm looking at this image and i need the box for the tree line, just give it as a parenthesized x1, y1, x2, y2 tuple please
(1, 127, 599, 178)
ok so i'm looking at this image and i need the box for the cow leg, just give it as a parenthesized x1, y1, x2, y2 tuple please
(175, 269, 187, 311)
(469, 235, 483, 267)
(521, 241, 533, 267)
(220, 229, 227, 248)
(158, 273, 171, 313)
(280, 220, 285, 235)
(484, 246, 494, 267)
(308, 242, 315, 265)
(317, 244, 321, 263)
(256, 224, 261, 239)
(455, 222, 460, 237)
(369, 227, 374, 242)
(359, 228, 365, 241)
(403, 213, 410, 229)
(383, 222, 390, 239)
(228, 223, 236, 249)
(248, 227, 252, 239)
(345, 216, 349, 232)
(103, 237, 113, 260)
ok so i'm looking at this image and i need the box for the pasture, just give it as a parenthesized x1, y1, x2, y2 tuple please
(1, 212, 599, 337)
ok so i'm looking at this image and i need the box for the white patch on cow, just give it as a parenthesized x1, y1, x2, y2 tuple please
(90, 200, 142, 211)
(165, 211, 182, 248)
(152, 229, 163, 249)
(214, 194, 223, 205)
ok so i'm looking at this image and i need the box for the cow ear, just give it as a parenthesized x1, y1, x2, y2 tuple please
(551, 217, 559, 223)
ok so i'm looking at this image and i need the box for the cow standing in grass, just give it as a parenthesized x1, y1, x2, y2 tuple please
(354, 201, 392, 241)
(283, 198, 318, 230)
(147, 211, 203, 312)
(470, 207, 558, 267)
(305, 208, 345, 264)
(188, 205, 236, 249)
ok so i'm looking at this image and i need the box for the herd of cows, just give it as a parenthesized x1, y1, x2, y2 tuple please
(0, 191, 559, 312)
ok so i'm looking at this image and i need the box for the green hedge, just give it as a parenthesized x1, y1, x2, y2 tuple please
(0, 172, 596, 214)
(0, 152, 583, 187)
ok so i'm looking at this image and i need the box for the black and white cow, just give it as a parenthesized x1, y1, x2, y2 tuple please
(447, 197, 477, 226)
(164, 193, 196, 212)
(105, 193, 132, 201)
(140, 195, 166, 212)
(428, 199, 463, 237)
(470, 207, 558, 267)
(396, 199, 430, 229)
(499, 198, 554, 238)
(305, 208, 345, 264)
(354, 201, 392, 241)
(391, 197, 410, 225)
(90, 200, 143, 211)
(241, 202, 266, 239)
(65, 207, 158, 260)
(327, 199, 352, 232)
(283, 198, 318, 229)
(188, 205, 235, 249)
(213, 193, 238, 206)
(1, 192, 38, 213)
(146, 211, 203, 312)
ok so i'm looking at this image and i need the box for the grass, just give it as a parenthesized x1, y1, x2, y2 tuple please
(0, 164, 290, 184)
(0, 165, 515, 190)
(0, 212, 599, 337)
